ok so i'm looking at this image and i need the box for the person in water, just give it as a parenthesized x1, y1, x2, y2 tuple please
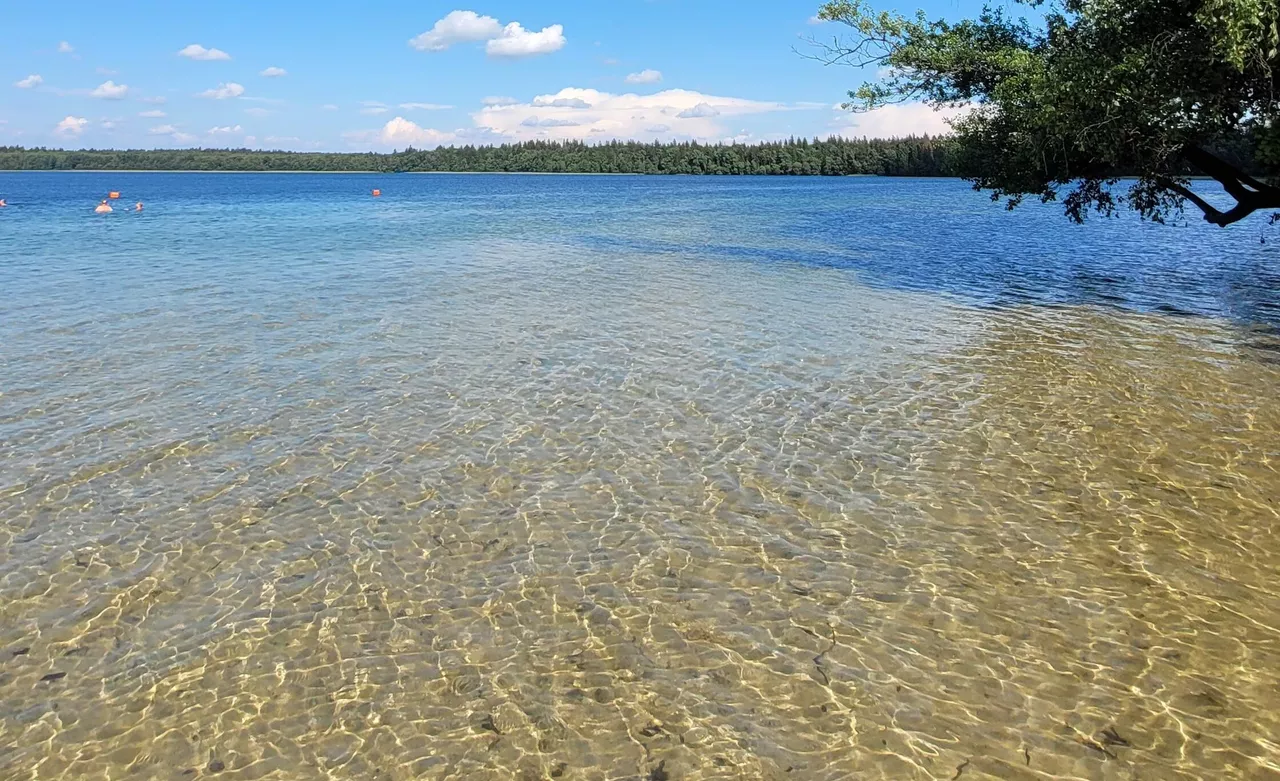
(0, 198, 7, 207)
(135, 202, 143, 212)
(95, 200, 113, 214)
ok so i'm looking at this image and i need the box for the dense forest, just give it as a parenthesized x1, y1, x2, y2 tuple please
(0, 137, 958, 176)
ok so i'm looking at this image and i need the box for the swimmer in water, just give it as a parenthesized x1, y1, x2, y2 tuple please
(0, 198, 7, 207)
(95, 200, 113, 214)
(135, 202, 143, 212)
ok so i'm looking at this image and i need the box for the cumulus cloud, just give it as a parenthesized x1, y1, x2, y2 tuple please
(409, 10, 502, 51)
(625, 69, 662, 85)
(143, 124, 196, 144)
(90, 80, 129, 99)
(179, 44, 231, 61)
(410, 10, 564, 57)
(486, 23, 566, 57)
(400, 102, 453, 110)
(676, 102, 719, 119)
(521, 116, 579, 127)
(208, 125, 243, 135)
(58, 41, 74, 53)
(200, 82, 245, 99)
(531, 96, 589, 109)
(260, 66, 287, 77)
(378, 116, 456, 147)
(55, 116, 87, 136)
(144, 122, 195, 143)
(473, 87, 785, 143)
(139, 109, 167, 118)
(482, 96, 518, 107)
(833, 101, 967, 138)
(14, 74, 43, 89)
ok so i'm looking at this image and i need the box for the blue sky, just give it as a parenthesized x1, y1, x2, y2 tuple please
(1, 0, 988, 151)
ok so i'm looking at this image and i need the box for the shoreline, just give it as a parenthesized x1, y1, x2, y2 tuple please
(0, 169, 936, 178)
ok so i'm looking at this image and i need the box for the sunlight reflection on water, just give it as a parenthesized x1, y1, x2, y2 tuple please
(1, 173, 1278, 780)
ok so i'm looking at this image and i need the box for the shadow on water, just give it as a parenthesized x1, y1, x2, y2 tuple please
(583, 232, 1280, 334)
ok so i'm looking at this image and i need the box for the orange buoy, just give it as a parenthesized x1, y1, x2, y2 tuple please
(108, 191, 121, 199)
(371, 189, 381, 197)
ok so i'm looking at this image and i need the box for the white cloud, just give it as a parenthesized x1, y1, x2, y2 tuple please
(532, 95, 590, 109)
(625, 69, 662, 85)
(208, 124, 243, 135)
(521, 117, 579, 128)
(807, 15, 826, 25)
(409, 10, 503, 51)
(486, 23, 565, 58)
(140, 96, 167, 104)
(147, 124, 198, 144)
(322, 104, 339, 111)
(832, 102, 966, 138)
(139, 110, 167, 118)
(410, 11, 565, 58)
(244, 107, 272, 117)
(14, 74, 43, 89)
(265, 135, 300, 145)
(55, 116, 88, 136)
(199, 82, 245, 99)
(260, 66, 287, 77)
(482, 96, 518, 107)
(677, 103, 720, 119)
(473, 87, 786, 143)
(100, 120, 117, 130)
(378, 117, 456, 147)
(90, 80, 129, 99)
(58, 41, 74, 54)
(360, 101, 389, 115)
(179, 44, 231, 61)
(400, 102, 453, 110)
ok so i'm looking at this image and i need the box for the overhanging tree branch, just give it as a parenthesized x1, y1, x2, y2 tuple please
(1171, 145, 1280, 227)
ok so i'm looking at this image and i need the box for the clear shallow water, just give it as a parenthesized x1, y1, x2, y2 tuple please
(0, 172, 1278, 780)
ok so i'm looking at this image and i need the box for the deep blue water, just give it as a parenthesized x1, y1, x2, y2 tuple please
(2, 171, 1278, 329)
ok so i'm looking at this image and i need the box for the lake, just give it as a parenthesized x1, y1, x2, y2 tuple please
(1, 172, 1278, 780)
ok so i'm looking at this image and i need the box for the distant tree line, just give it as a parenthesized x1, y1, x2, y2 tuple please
(0, 137, 960, 176)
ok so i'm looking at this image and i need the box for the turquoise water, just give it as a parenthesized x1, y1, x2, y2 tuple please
(1, 172, 1279, 780)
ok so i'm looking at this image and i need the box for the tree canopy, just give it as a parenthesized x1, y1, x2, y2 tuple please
(813, 0, 1280, 226)
(0, 137, 957, 177)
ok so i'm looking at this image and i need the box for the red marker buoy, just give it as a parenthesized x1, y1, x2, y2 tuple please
(108, 191, 121, 199)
